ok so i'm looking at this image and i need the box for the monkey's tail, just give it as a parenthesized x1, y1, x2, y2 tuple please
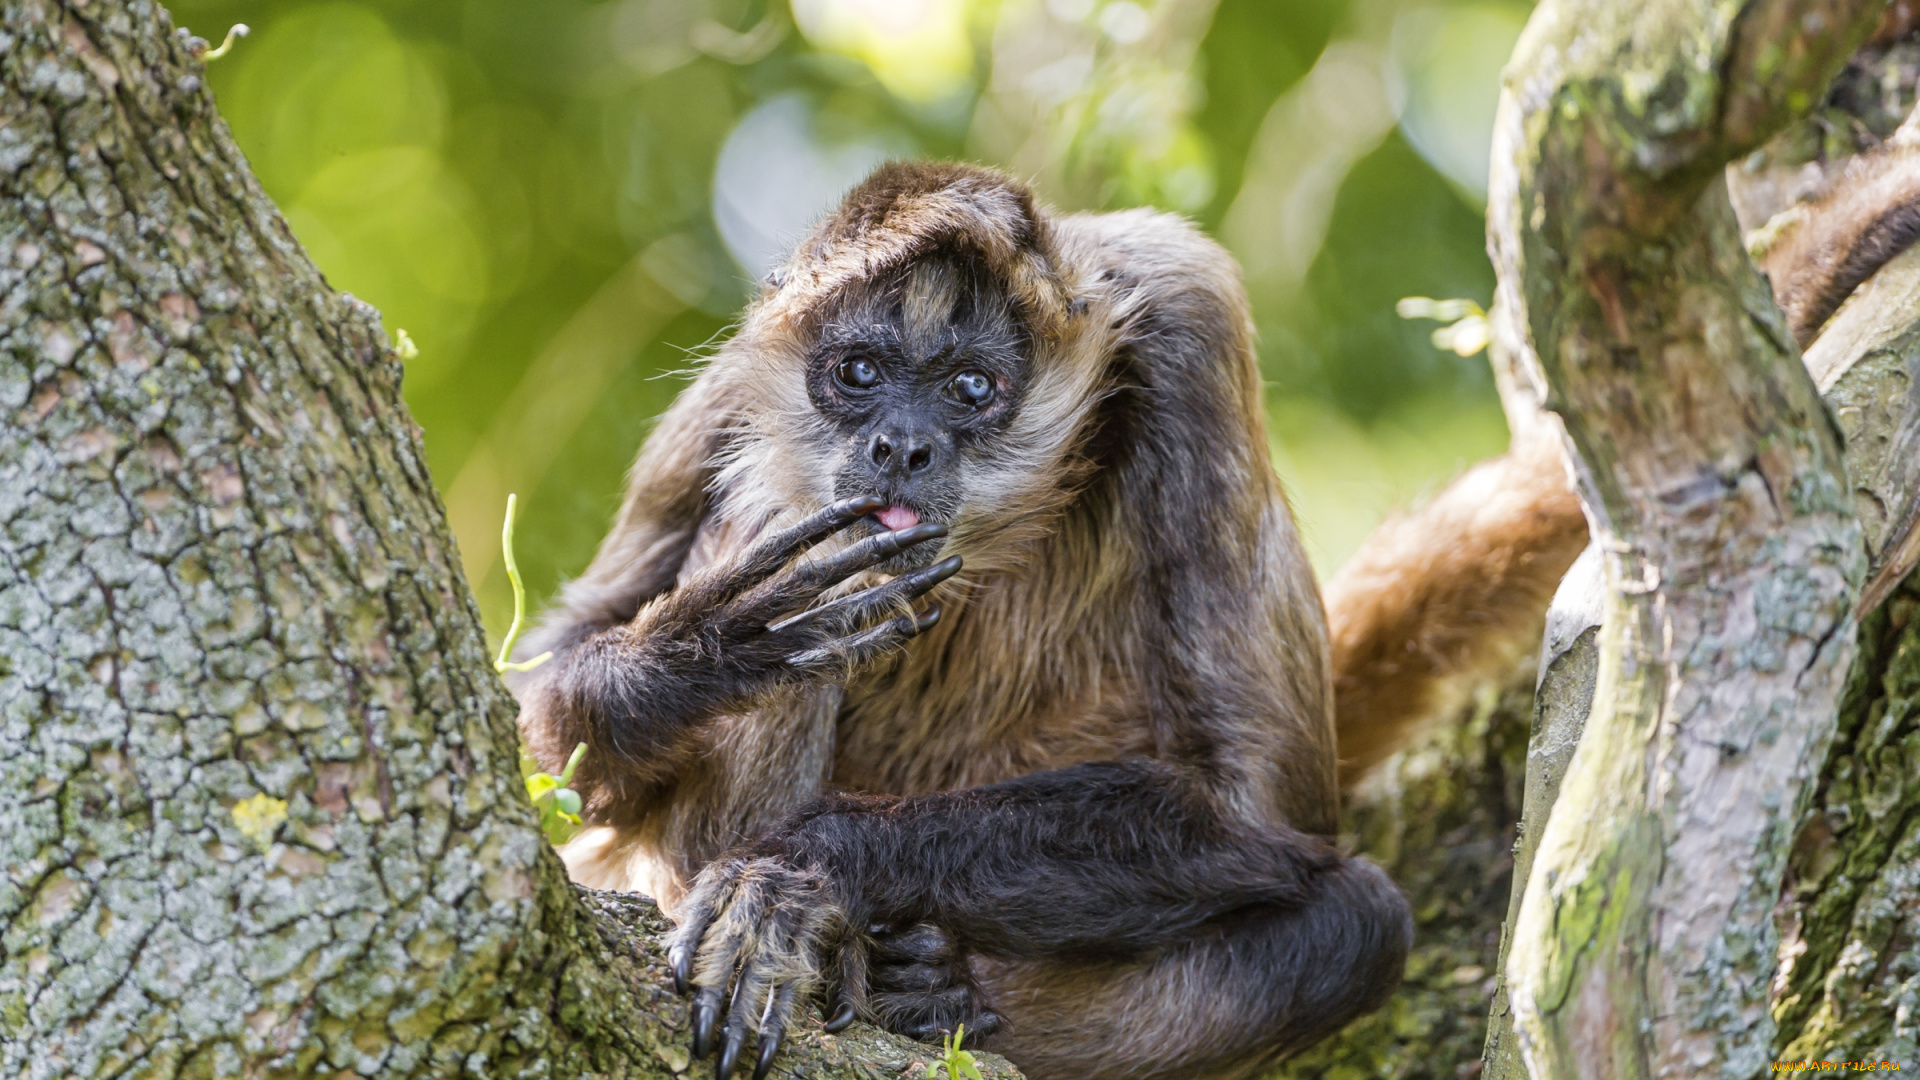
(1323, 435, 1587, 788)
(1757, 137, 1920, 348)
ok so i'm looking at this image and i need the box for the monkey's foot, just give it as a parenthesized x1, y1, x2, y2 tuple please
(666, 856, 844, 1080)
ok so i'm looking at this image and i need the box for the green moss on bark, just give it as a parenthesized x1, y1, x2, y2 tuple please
(1774, 574, 1920, 1065)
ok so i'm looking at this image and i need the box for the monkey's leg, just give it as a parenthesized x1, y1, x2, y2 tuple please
(667, 760, 1411, 1077)
(971, 858, 1409, 1080)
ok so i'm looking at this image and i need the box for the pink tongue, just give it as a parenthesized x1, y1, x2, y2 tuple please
(876, 504, 920, 531)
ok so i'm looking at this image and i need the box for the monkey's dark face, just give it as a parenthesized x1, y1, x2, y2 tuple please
(802, 257, 1030, 571)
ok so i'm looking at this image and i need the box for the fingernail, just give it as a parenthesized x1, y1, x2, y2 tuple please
(753, 1038, 781, 1080)
(670, 946, 691, 995)
(693, 1002, 717, 1058)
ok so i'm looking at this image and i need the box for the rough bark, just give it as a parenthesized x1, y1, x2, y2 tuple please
(0, 3, 1018, 1077)
(1764, 201, 1920, 1071)
(1487, 0, 1881, 1074)
(1480, 548, 1604, 1080)
(1771, 577, 1920, 1066)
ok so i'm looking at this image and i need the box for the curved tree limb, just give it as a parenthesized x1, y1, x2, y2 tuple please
(1487, 0, 1883, 1073)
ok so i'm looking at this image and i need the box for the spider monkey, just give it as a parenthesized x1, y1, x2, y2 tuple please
(517, 151, 1920, 1078)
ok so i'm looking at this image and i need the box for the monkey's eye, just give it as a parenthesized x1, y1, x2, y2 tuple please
(949, 370, 994, 407)
(835, 357, 880, 390)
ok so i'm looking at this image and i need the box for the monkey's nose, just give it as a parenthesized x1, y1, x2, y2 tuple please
(868, 432, 937, 477)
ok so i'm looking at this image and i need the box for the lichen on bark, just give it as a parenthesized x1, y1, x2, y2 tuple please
(0, 3, 1016, 1077)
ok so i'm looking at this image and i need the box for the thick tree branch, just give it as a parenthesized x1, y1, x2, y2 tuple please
(1488, 0, 1883, 1074)
(0, 3, 1017, 1077)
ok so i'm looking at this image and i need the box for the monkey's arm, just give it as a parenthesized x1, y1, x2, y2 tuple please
(771, 761, 1336, 951)
(516, 499, 955, 820)
(1323, 433, 1589, 786)
(518, 372, 736, 661)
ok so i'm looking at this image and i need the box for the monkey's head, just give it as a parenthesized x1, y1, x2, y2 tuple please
(718, 163, 1111, 575)
(797, 254, 1029, 569)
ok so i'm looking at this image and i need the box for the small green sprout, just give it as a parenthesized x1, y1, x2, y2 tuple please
(393, 328, 419, 361)
(202, 23, 249, 61)
(924, 1025, 983, 1080)
(522, 742, 589, 846)
(490, 493, 578, 844)
(1397, 296, 1490, 357)
(495, 493, 553, 675)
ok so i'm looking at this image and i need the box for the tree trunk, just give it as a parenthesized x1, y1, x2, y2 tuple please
(1477, 15, 1920, 1075)
(0, 3, 1017, 1077)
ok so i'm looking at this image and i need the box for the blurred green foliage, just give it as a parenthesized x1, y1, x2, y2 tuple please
(171, 0, 1532, 637)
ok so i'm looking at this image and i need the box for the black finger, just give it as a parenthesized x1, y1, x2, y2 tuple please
(787, 605, 941, 674)
(871, 923, 955, 965)
(727, 497, 887, 595)
(764, 524, 950, 617)
(770, 555, 961, 638)
(844, 604, 944, 662)
(881, 984, 975, 1039)
(665, 892, 721, 990)
(871, 962, 952, 994)
(751, 982, 799, 1080)
(753, 1036, 781, 1080)
(718, 972, 758, 1079)
(963, 1012, 1001, 1043)
(822, 938, 868, 1034)
(716, 1029, 744, 1080)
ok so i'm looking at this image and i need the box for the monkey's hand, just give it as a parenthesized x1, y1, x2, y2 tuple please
(622, 495, 959, 722)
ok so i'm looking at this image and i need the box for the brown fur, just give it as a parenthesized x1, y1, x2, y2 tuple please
(1759, 141, 1920, 347)
(524, 163, 1331, 869)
